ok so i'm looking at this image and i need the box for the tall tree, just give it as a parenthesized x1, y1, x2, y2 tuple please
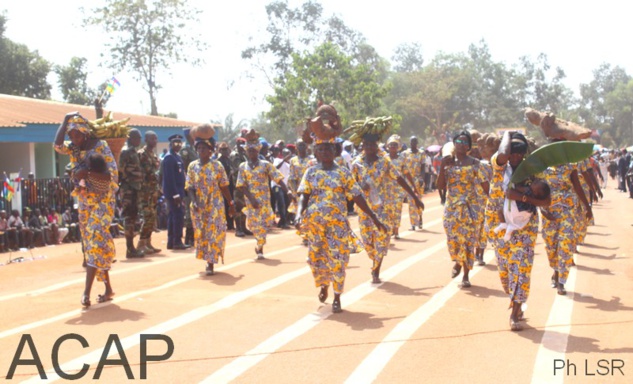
(83, 0, 206, 115)
(0, 13, 51, 99)
(242, 0, 364, 88)
(55, 57, 99, 106)
(265, 42, 391, 140)
(391, 42, 424, 73)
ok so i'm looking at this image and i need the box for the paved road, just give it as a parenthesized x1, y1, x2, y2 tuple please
(1, 186, 631, 383)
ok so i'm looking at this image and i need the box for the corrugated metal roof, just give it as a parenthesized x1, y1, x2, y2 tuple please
(0, 93, 203, 128)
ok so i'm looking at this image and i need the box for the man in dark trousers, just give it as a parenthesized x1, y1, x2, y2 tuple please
(162, 134, 190, 250)
(618, 148, 629, 192)
(119, 129, 145, 258)
(179, 128, 198, 246)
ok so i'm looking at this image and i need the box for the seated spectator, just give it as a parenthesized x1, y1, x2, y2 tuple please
(48, 207, 67, 243)
(27, 209, 46, 247)
(8, 209, 33, 249)
(62, 207, 80, 242)
(38, 208, 54, 245)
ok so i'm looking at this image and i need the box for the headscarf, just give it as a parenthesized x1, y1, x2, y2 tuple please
(67, 115, 90, 136)
(246, 141, 262, 151)
(194, 137, 215, 149)
(510, 132, 528, 154)
(314, 137, 336, 145)
(387, 134, 401, 146)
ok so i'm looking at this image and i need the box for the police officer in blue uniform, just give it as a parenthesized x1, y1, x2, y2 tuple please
(161, 134, 190, 250)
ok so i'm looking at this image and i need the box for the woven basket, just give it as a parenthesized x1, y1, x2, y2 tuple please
(104, 138, 126, 167)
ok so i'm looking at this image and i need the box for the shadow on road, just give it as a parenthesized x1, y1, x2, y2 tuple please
(378, 281, 437, 297)
(574, 264, 614, 276)
(66, 304, 146, 325)
(327, 311, 405, 331)
(573, 295, 633, 312)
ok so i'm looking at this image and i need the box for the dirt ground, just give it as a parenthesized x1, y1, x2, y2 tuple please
(1, 184, 631, 383)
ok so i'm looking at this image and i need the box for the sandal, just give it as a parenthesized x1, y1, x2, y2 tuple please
(371, 271, 382, 284)
(557, 283, 567, 296)
(510, 318, 523, 332)
(460, 280, 471, 288)
(318, 285, 328, 303)
(255, 247, 265, 260)
(81, 294, 91, 309)
(205, 263, 214, 276)
(97, 293, 115, 303)
(332, 300, 342, 313)
(451, 263, 462, 278)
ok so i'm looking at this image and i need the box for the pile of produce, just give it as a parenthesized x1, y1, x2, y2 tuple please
(344, 116, 393, 146)
(524, 108, 591, 141)
(88, 111, 131, 139)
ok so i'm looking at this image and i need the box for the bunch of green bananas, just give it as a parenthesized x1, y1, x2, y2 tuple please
(345, 116, 393, 146)
(88, 111, 131, 139)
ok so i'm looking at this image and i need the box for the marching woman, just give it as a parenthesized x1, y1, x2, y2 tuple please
(295, 138, 386, 313)
(437, 131, 490, 288)
(186, 126, 236, 276)
(485, 131, 550, 331)
(352, 132, 425, 284)
(237, 130, 291, 259)
(54, 112, 118, 308)
(384, 135, 416, 239)
(539, 155, 592, 296)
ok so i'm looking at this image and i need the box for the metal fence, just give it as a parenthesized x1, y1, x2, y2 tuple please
(19, 177, 75, 213)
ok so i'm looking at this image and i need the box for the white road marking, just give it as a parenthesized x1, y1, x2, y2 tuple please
(530, 266, 577, 384)
(0, 247, 300, 340)
(201, 223, 445, 384)
(345, 250, 495, 383)
(21, 265, 312, 383)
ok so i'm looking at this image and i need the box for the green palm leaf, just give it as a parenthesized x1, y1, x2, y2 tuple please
(511, 142, 594, 184)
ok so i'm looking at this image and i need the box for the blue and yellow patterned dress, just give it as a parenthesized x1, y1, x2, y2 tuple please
(475, 161, 492, 250)
(236, 160, 284, 248)
(298, 164, 362, 294)
(575, 158, 593, 245)
(442, 160, 486, 269)
(485, 153, 539, 304)
(186, 159, 230, 264)
(287, 155, 316, 215)
(402, 149, 425, 227)
(54, 140, 118, 282)
(352, 155, 401, 272)
(385, 153, 410, 233)
(538, 163, 577, 284)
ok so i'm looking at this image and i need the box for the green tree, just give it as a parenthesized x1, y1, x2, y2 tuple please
(54, 57, 99, 106)
(213, 113, 249, 144)
(0, 13, 51, 99)
(243, 0, 364, 87)
(391, 42, 424, 73)
(604, 79, 633, 146)
(265, 42, 391, 140)
(83, 0, 206, 115)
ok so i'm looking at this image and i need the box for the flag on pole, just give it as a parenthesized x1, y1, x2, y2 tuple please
(13, 170, 22, 192)
(105, 76, 121, 95)
(3, 173, 14, 202)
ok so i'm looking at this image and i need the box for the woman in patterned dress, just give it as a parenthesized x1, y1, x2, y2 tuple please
(471, 145, 493, 266)
(54, 112, 118, 308)
(237, 141, 291, 259)
(295, 140, 386, 313)
(574, 158, 595, 248)
(485, 131, 550, 331)
(385, 135, 416, 239)
(352, 134, 425, 284)
(538, 158, 591, 296)
(287, 139, 316, 245)
(402, 136, 425, 230)
(437, 131, 489, 288)
(186, 137, 236, 276)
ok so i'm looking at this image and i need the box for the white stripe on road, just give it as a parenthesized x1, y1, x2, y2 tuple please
(22, 264, 312, 383)
(345, 250, 495, 383)
(0, 247, 301, 340)
(530, 266, 577, 384)
(201, 222, 445, 383)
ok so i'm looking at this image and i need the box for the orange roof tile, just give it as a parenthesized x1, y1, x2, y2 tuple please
(0, 94, 203, 128)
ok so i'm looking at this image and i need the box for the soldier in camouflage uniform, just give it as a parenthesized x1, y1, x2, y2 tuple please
(137, 131, 162, 254)
(118, 129, 145, 258)
(229, 137, 251, 237)
(180, 128, 198, 246)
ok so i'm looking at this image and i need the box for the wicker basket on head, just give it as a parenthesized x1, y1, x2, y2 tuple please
(190, 124, 216, 140)
(104, 137, 127, 167)
(305, 104, 342, 141)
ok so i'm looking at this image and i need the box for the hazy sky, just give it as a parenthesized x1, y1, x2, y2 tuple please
(2, 0, 631, 123)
